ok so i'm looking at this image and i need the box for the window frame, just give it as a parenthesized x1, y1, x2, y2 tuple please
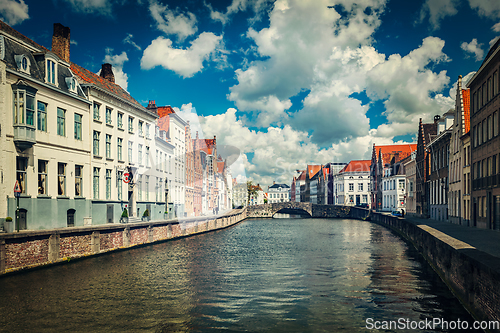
(57, 107, 66, 136)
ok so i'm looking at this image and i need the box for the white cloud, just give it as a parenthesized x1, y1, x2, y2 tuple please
(140, 32, 223, 78)
(123, 33, 141, 51)
(461, 38, 484, 61)
(469, 0, 500, 19)
(98, 49, 129, 91)
(205, 0, 273, 25)
(0, 0, 29, 26)
(149, 1, 197, 41)
(58, 0, 115, 15)
(490, 36, 500, 48)
(417, 0, 459, 30)
(493, 22, 500, 32)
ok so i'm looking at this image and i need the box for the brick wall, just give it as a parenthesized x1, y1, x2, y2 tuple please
(60, 234, 92, 258)
(100, 231, 123, 250)
(5, 238, 49, 269)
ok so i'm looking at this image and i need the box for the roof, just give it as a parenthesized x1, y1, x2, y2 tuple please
(339, 160, 371, 173)
(156, 106, 175, 134)
(463, 89, 470, 134)
(269, 183, 290, 189)
(374, 144, 417, 165)
(307, 165, 322, 179)
(70, 62, 151, 114)
(194, 138, 216, 155)
(217, 161, 225, 174)
(298, 171, 306, 181)
(0, 21, 49, 52)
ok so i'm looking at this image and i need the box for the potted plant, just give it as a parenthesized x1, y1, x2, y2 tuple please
(4, 217, 13, 233)
(142, 209, 149, 221)
(164, 211, 169, 220)
(120, 209, 128, 223)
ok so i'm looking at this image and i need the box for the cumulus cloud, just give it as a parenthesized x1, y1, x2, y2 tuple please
(417, 0, 459, 30)
(123, 33, 141, 51)
(0, 0, 29, 26)
(461, 38, 484, 61)
(493, 22, 500, 32)
(58, 0, 116, 15)
(205, 0, 273, 25)
(140, 32, 223, 78)
(469, 0, 500, 18)
(98, 49, 129, 91)
(149, 0, 197, 41)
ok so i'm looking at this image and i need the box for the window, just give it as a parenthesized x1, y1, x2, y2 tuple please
(12, 86, 36, 126)
(399, 179, 405, 189)
(139, 120, 144, 136)
(16, 157, 27, 194)
(494, 72, 498, 96)
(65, 77, 77, 93)
(349, 183, 354, 191)
(106, 169, 112, 200)
(93, 103, 100, 121)
(128, 141, 133, 163)
(58, 163, 66, 196)
(37, 101, 47, 131)
(488, 77, 492, 101)
(93, 131, 100, 156)
(358, 183, 363, 191)
(47, 59, 56, 84)
(494, 111, 498, 137)
(74, 113, 82, 140)
(128, 116, 134, 133)
(156, 150, 159, 170)
(362, 194, 367, 203)
(38, 160, 47, 195)
(106, 134, 112, 159)
(138, 144, 143, 165)
(146, 124, 150, 139)
(117, 171, 123, 201)
(93, 167, 100, 199)
(75, 165, 82, 197)
(488, 115, 492, 140)
(483, 120, 487, 143)
(117, 112, 123, 129)
(106, 107, 112, 125)
(146, 176, 149, 201)
(482, 82, 486, 106)
(146, 146, 150, 167)
(138, 176, 142, 201)
(349, 195, 354, 203)
(118, 138, 123, 161)
(57, 108, 65, 136)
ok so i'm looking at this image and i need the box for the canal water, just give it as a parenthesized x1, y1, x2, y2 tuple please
(0, 218, 479, 332)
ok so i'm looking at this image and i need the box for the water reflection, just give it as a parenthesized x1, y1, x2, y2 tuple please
(0, 219, 477, 332)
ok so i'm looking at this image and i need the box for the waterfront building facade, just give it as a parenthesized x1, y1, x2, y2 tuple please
(404, 152, 417, 215)
(415, 118, 438, 218)
(333, 160, 371, 206)
(267, 183, 290, 203)
(449, 76, 471, 225)
(1, 22, 92, 230)
(468, 39, 500, 230)
(428, 112, 453, 221)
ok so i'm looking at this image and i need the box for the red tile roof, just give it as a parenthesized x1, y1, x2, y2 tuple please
(298, 171, 306, 181)
(70, 62, 149, 113)
(340, 160, 371, 173)
(374, 144, 417, 165)
(194, 138, 216, 155)
(307, 165, 322, 179)
(462, 89, 470, 134)
(156, 106, 175, 134)
(217, 161, 225, 174)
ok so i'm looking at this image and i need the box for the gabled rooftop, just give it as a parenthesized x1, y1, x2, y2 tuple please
(374, 144, 417, 166)
(340, 160, 371, 173)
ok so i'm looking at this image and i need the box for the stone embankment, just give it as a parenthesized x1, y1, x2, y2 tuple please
(0, 209, 246, 276)
(367, 209, 500, 331)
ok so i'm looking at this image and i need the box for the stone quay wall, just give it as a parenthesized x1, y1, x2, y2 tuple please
(367, 209, 500, 330)
(0, 209, 246, 276)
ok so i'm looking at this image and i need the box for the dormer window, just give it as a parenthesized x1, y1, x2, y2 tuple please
(65, 77, 77, 93)
(14, 54, 30, 74)
(46, 59, 57, 85)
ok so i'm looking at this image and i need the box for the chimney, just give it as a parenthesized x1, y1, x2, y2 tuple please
(100, 63, 115, 83)
(273, 181, 275, 185)
(146, 100, 157, 112)
(434, 115, 441, 124)
(52, 23, 70, 62)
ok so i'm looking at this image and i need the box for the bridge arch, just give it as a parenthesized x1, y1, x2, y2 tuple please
(272, 207, 311, 217)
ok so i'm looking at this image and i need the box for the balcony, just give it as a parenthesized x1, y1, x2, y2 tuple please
(14, 124, 36, 150)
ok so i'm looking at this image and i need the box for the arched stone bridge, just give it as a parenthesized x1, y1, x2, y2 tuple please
(246, 202, 367, 219)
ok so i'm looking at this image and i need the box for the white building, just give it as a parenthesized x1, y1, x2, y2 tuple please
(232, 182, 247, 207)
(381, 172, 406, 212)
(1, 22, 92, 230)
(267, 183, 290, 203)
(249, 184, 265, 205)
(333, 160, 371, 206)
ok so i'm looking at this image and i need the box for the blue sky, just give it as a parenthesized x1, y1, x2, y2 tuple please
(2, 0, 499, 186)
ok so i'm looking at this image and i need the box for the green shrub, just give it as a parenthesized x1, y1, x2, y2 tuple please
(5, 217, 13, 222)
(143, 209, 149, 217)
(121, 209, 128, 218)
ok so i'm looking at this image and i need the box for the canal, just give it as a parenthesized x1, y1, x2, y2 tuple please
(0, 218, 479, 332)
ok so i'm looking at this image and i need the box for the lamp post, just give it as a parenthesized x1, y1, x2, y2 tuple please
(165, 177, 170, 219)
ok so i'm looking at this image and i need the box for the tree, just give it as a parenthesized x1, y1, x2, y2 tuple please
(247, 181, 258, 205)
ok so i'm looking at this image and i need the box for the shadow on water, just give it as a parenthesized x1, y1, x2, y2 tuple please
(0, 218, 479, 332)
